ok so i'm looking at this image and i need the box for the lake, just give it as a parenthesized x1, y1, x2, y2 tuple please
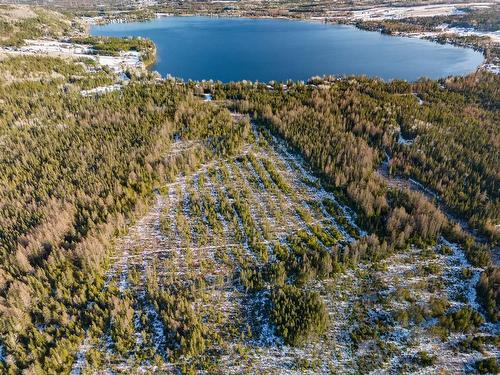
(91, 16, 484, 82)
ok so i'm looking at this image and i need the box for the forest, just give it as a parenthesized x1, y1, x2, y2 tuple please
(1, 58, 497, 371)
(0, 5, 498, 373)
(213, 74, 499, 249)
(0, 55, 253, 372)
(70, 36, 157, 66)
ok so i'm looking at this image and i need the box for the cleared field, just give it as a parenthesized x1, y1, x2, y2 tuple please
(72, 117, 497, 374)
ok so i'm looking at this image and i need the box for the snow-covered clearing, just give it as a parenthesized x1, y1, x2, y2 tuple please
(439, 26, 500, 44)
(72, 114, 496, 373)
(351, 3, 495, 21)
(81, 83, 122, 96)
(0, 39, 143, 75)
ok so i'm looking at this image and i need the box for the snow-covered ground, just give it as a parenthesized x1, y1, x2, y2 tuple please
(81, 84, 123, 96)
(348, 3, 500, 74)
(16, 39, 91, 54)
(442, 26, 500, 44)
(72, 115, 367, 372)
(0, 39, 143, 75)
(351, 2, 495, 21)
(482, 63, 500, 73)
(96, 50, 142, 73)
(398, 132, 414, 146)
(69, 112, 497, 373)
(70, 338, 90, 375)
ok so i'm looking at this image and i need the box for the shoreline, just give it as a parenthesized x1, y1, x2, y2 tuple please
(86, 12, 498, 75)
(89, 13, 494, 79)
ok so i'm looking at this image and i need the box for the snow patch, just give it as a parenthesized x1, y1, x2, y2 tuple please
(351, 3, 494, 21)
(81, 84, 122, 96)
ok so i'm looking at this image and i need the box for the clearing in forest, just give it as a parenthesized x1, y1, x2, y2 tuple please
(73, 117, 498, 374)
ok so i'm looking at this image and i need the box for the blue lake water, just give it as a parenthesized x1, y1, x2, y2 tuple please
(91, 16, 484, 82)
